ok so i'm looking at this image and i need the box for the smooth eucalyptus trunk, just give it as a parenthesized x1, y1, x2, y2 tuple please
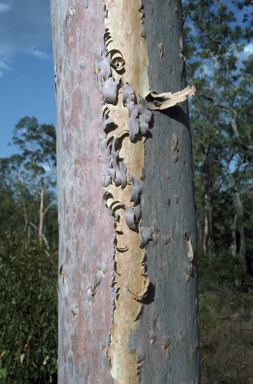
(51, 0, 199, 382)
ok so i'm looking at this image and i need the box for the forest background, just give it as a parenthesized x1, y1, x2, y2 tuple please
(0, 0, 253, 383)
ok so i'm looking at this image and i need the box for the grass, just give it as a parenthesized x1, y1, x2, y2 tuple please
(199, 283, 253, 383)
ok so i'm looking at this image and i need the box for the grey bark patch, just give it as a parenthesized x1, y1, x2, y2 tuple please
(172, 132, 179, 162)
(128, 332, 138, 353)
(102, 77, 119, 105)
(122, 83, 152, 141)
(101, 134, 128, 188)
(109, 49, 125, 73)
(161, 234, 171, 246)
(162, 335, 171, 353)
(101, 342, 110, 368)
(158, 42, 164, 57)
(173, 194, 180, 204)
(83, 0, 89, 9)
(130, 175, 143, 204)
(134, 0, 200, 382)
(148, 330, 157, 345)
(140, 226, 154, 247)
(124, 205, 141, 232)
(79, 58, 86, 70)
(99, 56, 111, 81)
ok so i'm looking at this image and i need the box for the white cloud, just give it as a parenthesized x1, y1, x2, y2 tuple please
(0, 59, 11, 71)
(27, 46, 51, 59)
(0, 56, 10, 77)
(235, 43, 253, 69)
(0, 1, 12, 14)
(243, 43, 253, 55)
(0, 0, 51, 77)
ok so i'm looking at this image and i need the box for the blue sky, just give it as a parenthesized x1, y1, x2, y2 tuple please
(0, 0, 55, 158)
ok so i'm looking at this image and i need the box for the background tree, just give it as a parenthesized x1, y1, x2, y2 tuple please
(182, 1, 253, 381)
(0, 234, 57, 383)
(183, 0, 253, 276)
(0, 117, 58, 248)
(0, 118, 58, 382)
(51, 0, 199, 382)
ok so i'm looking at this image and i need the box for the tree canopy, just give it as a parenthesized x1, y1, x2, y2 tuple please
(0, 116, 58, 248)
(183, 0, 253, 279)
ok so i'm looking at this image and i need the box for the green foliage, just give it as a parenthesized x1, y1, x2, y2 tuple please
(0, 184, 22, 235)
(12, 116, 56, 175)
(199, 284, 253, 384)
(0, 117, 58, 248)
(183, 0, 253, 275)
(198, 250, 253, 289)
(182, 2, 253, 380)
(198, 248, 253, 382)
(0, 233, 57, 383)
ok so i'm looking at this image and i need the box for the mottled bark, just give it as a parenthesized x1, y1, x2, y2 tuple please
(51, 0, 199, 382)
(51, 2, 114, 382)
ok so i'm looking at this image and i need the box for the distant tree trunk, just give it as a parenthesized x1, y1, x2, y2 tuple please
(202, 167, 216, 258)
(230, 214, 237, 257)
(51, 0, 200, 382)
(233, 189, 246, 260)
(233, 187, 247, 281)
(22, 202, 30, 248)
(38, 178, 45, 247)
(203, 192, 213, 257)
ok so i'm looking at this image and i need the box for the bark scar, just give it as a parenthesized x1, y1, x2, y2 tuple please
(184, 232, 194, 277)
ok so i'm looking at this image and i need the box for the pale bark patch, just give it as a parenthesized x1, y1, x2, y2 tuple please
(98, 0, 151, 382)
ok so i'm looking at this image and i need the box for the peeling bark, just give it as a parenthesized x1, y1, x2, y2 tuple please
(99, 2, 151, 382)
(51, 0, 199, 382)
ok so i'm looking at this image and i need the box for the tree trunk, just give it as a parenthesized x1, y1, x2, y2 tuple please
(22, 202, 29, 248)
(230, 214, 237, 257)
(203, 192, 213, 257)
(233, 189, 246, 260)
(51, 0, 200, 382)
(38, 179, 44, 247)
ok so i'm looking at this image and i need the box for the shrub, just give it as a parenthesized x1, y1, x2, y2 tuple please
(0, 233, 57, 383)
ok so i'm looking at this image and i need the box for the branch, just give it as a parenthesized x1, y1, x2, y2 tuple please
(28, 221, 49, 247)
(15, 182, 41, 197)
(28, 221, 38, 232)
(43, 201, 57, 217)
(199, 26, 221, 45)
(199, 93, 253, 151)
